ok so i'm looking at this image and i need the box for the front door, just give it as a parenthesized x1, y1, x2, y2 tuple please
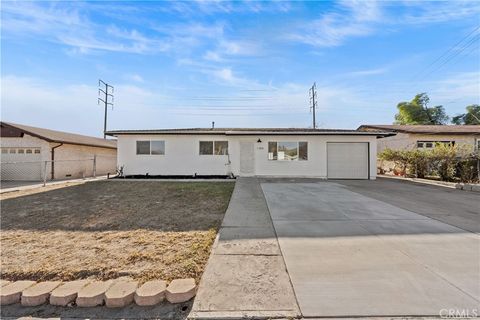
(239, 141, 255, 176)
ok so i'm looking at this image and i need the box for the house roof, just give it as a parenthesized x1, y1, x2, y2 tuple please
(1, 122, 117, 149)
(358, 124, 480, 135)
(106, 127, 395, 137)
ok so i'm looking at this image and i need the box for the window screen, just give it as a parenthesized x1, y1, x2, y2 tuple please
(136, 141, 150, 155)
(151, 141, 165, 155)
(199, 141, 214, 155)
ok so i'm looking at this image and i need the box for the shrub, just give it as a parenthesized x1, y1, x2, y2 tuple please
(379, 143, 479, 182)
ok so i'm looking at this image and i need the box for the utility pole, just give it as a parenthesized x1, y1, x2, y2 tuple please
(98, 80, 114, 138)
(309, 82, 317, 129)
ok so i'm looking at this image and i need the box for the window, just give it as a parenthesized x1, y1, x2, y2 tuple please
(136, 141, 150, 155)
(34, 149, 41, 154)
(268, 142, 277, 160)
(199, 141, 213, 155)
(26, 149, 32, 154)
(299, 142, 308, 160)
(268, 142, 308, 161)
(200, 141, 228, 155)
(9, 149, 16, 154)
(136, 140, 165, 155)
(417, 141, 455, 149)
(214, 141, 228, 155)
(476, 139, 480, 153)
(1, 148, 7, 154)
(151, 141, 165, 155)
(18, 149, 25, 154)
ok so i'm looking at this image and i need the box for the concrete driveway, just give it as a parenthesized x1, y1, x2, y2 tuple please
(261, 178, 480, 317)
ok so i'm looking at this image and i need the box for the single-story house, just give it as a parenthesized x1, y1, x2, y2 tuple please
(357, 124, 480, 152)
(106, 128, 393, 180)
(357, 124, 480, 174)
(1, 122, 117, 181)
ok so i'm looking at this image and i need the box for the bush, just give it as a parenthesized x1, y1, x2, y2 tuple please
(379, 144, 479, 183)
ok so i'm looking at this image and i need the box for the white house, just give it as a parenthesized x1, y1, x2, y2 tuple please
(106, 128, 393, 180)
(1, 122, 117, 181)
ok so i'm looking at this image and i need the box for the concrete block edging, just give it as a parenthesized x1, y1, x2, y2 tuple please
(0, 278, 196, 308)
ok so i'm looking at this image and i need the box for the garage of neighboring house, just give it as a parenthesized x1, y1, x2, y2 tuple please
(1, 121, 117, 182)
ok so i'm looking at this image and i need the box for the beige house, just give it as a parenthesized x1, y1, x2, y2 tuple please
(358, 125, 480, 152)
(1, 122, 117, 181)
(358, 124, 480, 173)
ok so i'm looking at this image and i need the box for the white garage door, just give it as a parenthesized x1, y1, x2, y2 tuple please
(327, 142, 369, 179)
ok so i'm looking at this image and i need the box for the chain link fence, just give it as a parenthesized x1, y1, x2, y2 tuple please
(1, 155, 117, 187)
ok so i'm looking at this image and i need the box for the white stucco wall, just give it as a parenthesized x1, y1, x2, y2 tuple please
(116, 134, 378, 179)
(117, 135, 233, 176)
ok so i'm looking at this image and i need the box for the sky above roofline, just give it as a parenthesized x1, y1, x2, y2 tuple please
(1, 0, 479, 137)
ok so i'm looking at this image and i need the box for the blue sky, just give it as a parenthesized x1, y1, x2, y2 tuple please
(1, 0, 479, 137)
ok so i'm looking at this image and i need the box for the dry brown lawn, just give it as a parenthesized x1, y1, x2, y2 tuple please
(1, 180, 234, 283)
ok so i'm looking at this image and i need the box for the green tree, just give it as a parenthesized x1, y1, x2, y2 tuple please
(394, 93, 449, 125)
(451, 104, 480, 125)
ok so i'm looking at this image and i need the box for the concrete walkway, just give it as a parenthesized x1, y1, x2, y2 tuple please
(190, 178, 300, 319)
(262, 181, 480, 318)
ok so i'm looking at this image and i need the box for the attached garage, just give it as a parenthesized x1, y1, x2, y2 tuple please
(327, 142, 369, 179)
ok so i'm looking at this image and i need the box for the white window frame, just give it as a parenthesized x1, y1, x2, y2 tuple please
(199, 141, 229, 155)
(268, 141, 308, 161)
(136, 140, 165, 155)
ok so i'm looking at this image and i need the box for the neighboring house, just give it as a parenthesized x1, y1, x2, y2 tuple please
(106, 128, 393, 180)
(357, 124, 480, 173)
(357, 125, 480, 152)
(1, 122, 117, 181)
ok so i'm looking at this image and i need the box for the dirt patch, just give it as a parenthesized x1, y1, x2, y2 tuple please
(1, 180, 235, 283)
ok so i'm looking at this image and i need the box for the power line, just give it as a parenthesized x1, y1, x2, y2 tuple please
(98, 79, 114, 139)
(410, 25, 480, 82)
(418, 34, 480, 81)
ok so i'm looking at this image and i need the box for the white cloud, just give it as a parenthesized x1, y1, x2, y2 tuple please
(344, 67, 389, 77)
(400, 1, 480, 25)
(429, 72, 480, 104)
(288, 0, 382, 47)
(0, 76, 166, 135)
(288, 1, 480, 48)
(124, 74, 145, 83)
(1, 2, 222, 55)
